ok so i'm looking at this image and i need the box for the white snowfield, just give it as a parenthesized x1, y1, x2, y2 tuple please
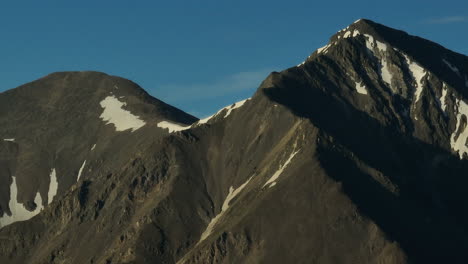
(223, 99, 248, 118)
(343, 31, 352, 38)
(362, 33, 393, 88)
(158, 99, 250, 133)
(380, 57, 392, 87)
(48, 168, 58, 204)
(156, 121, 190, 133)
(352, 29, 361, 37)
(318, 42, 337, 54)
(0, 176, 44, 228)
(297, 61, 306, 67)
(404, 55, 427, 104)
(355, 81, 368, 95)
(199, 176, 252, 242)
(99, 95, 146, 132)
(451, 99, 468, 159)
(198, 98, 250, 124)
(77, 160, 87, 181)
(263, 149, 300, 188)
(3, 138, 15, 142)
(440, 83, 448, 113)
(0, 168, 61, 228)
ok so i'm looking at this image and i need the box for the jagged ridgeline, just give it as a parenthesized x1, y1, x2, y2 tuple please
(1, 19, 468, 264)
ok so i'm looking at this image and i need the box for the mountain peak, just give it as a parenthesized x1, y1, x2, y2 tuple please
(268, 19, 468, 156)
(4, 71, 197, 126)
(3, 19, 468, 264)
(335, 18, 402, 40)
(295, 19, 468, 97)
(315, 19, 401, 56)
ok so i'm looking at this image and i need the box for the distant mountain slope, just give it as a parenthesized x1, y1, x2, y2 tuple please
(2, 20, 468, 264)
(0, 71, 197, 228)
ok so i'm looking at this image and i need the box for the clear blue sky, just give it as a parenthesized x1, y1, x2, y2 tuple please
(1, 1, 467, 117)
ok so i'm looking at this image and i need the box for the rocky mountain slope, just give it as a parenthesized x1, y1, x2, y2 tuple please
(1, 19, 468, 263)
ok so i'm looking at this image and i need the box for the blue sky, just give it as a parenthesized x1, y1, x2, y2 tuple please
(1, 1, 467, 117)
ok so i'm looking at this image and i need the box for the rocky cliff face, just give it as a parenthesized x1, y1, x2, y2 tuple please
(1, 19, 468, 264)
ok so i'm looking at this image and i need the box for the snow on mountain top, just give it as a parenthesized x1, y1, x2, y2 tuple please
(157, 121, 190, 133)
(224, 99, 249, 118)
(197, 98, 250, 125)
(158, 98, 250, 134)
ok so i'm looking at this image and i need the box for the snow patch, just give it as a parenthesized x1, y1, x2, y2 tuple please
(99, 95, 146, 132)
(77, 160, 86, 181)
(362, 34, 392, 87)
(317, 42, 338, 54)
(91, 144, 96, 151)
(317, 43, 331, 54)
(364, 34, 375, 51)
(363, 34, 387, 53)
(442, 59, 460, 76)
(160, 98, 251, 131)
(380, 58, 393, 87)
(157, 121, 190, 133)
(338, 26, 350, 33)
(199, 176, 252, 242)
(224, 99, 248, 118)
(3, 138, 15, 142)
(352, 30, 360, 37)
(263, 149, 300, 188)
(324, 43, 335, 54)
(355, 81, 368, 95)
(0, 176, 44, 228)
(451, 99, 468, 159)
(48, 169, 58, 205)
(440, 83, 448, 113)
(197, 114, 216, 125)
(343, 31, 352, 38)
(375, 40, 387, 52)
(196, 98, 250, 125)
(406, 57, 426, 103)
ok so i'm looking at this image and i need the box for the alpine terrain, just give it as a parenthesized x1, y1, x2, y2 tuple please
(1, 19, 468, 263)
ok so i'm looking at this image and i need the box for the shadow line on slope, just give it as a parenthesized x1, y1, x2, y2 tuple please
(261, 68, 468, 263)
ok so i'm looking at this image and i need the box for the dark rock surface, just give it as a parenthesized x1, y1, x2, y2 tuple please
(1, 19, 468, 263)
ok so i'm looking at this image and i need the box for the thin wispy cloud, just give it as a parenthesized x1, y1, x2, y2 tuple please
(156, 68, 274, 103)
(423, 16, 468, 24)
